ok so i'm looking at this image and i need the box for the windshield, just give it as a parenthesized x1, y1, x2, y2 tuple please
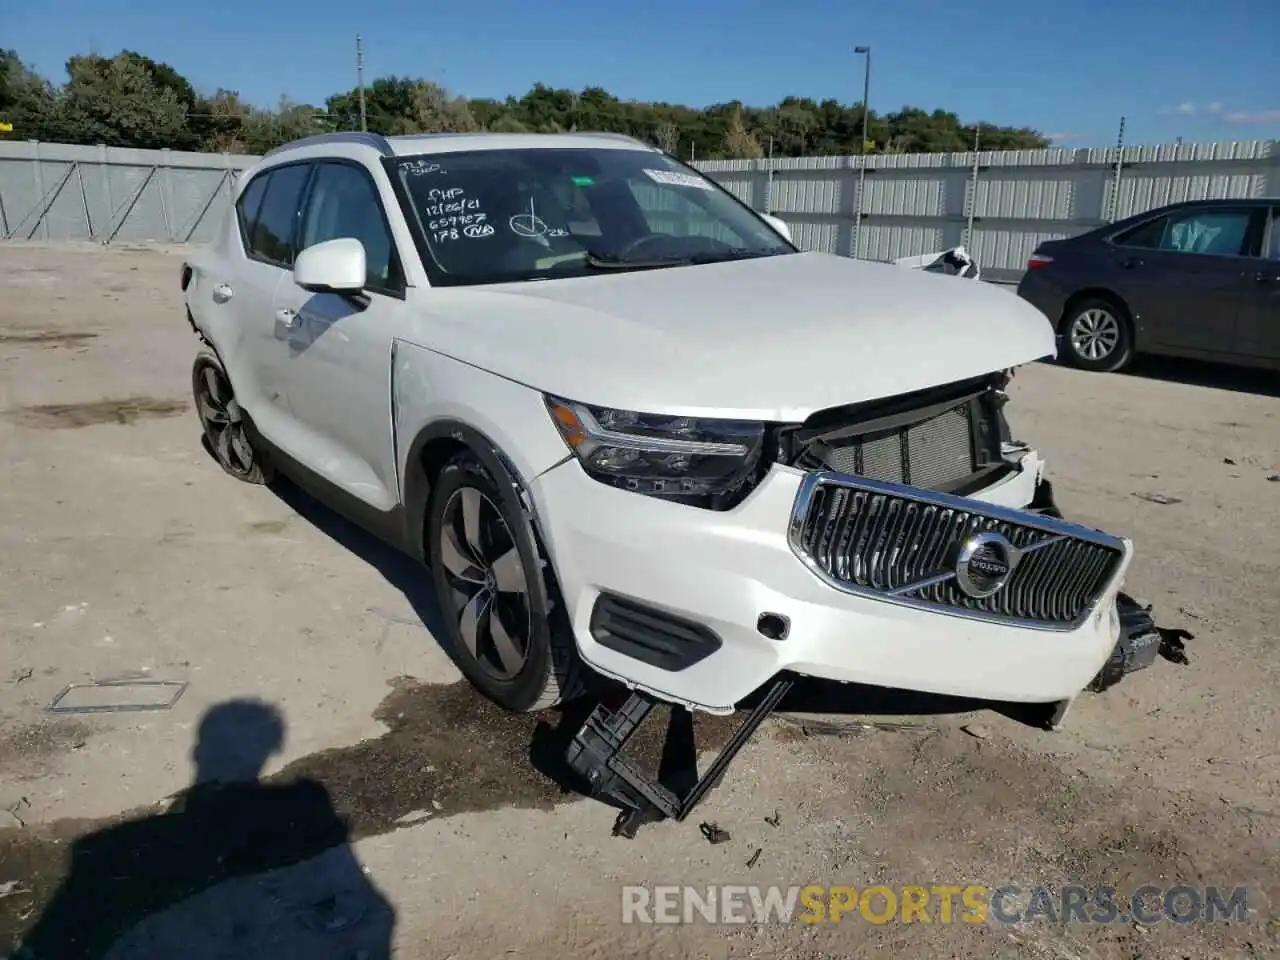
(391, 147, 796, 287)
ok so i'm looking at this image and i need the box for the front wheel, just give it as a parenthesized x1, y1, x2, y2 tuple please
(1059, 297, 1134, 373)
(426, 450, 584, 712)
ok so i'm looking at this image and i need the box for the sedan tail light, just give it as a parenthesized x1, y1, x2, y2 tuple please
(1026, 253, 1054, 270)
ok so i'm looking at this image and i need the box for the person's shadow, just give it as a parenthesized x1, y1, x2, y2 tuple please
(12, 699, 395, 960)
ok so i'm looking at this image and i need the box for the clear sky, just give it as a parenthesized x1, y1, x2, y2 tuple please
(5, 0, 1278, 147)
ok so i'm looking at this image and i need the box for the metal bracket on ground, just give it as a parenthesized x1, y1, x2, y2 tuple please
(565, 676, 793, 838)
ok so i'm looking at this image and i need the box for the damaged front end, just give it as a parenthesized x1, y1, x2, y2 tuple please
(565, 366, 1182, 836)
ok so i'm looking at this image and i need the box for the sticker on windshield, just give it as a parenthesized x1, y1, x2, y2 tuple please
(571, 175, 595, 187)
(643, 168, 714, 190)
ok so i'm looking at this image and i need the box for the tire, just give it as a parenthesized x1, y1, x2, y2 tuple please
(1059, 296, 1134, 373)
(192, 347, 274, 484)
(426, 449, 584, 712)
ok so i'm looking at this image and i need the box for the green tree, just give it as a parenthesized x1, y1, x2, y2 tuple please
(0, 46, 1056, 157)
(721, 110, 764, 159)
(54, 52, 190, 149)
(0, 49, 59, 140)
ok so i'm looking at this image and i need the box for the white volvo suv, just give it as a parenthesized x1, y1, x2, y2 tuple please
(183, 131, 1136, 728)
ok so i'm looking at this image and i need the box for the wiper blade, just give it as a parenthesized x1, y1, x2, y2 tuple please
(583, 253, 692, 270)
(583, 248, 776, 270)
(687, 248, 775, 264)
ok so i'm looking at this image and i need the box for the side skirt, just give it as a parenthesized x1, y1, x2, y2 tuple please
(239, 411, 414, 557)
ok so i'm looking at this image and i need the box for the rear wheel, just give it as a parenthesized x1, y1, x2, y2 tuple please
(427, 450, 584, 712)
(192, 347, 273, 484)
(1059, 297, 1134, 373)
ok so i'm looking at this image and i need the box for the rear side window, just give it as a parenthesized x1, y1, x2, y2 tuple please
(249, 163, 313, 266)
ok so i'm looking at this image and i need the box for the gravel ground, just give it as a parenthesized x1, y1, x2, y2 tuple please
(0, 242, 1277, 959)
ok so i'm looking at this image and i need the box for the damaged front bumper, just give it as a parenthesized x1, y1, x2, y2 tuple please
(534, 445, 1134, 716)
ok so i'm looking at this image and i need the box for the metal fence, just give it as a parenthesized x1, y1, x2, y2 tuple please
(698, 140, 1279, 281)
(0, 141, 255, 245)
(3, 138, 1277, 281)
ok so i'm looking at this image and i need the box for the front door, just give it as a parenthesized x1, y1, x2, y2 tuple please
(271, 159, 407, 514)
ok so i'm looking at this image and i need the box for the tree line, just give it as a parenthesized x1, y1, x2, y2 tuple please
(1, 48, 1052, 159)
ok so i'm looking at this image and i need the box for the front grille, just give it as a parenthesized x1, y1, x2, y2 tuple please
(796, 394, 1001, 493)
(789, 474, 1127, 630)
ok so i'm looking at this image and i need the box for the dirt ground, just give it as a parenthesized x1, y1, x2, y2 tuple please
(0, 242, 1277, 960)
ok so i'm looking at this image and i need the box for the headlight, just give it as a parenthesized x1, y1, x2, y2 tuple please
(545, 396, 767, 503)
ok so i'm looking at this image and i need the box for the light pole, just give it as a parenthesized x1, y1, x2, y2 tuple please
(853, 45, 871, 259)
(855, 46, 871, 153)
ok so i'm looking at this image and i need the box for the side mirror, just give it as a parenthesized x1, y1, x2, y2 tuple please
(760, 213, 793, 245)
(294, 237, 367, 293)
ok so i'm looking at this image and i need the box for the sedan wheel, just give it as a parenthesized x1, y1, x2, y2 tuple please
(438, 486, 532, 681)
(1069, 308, 1120, 362)
(1060, 297, 1134, 373)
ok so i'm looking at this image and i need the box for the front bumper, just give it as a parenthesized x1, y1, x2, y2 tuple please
(531, 452, 1132, 715)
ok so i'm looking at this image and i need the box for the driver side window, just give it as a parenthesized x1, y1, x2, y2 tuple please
(625, 180, 746, 247)
(298, 161, 404, 296)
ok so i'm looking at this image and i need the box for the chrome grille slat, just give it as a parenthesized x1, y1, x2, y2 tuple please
(789, 473, 1127, 631)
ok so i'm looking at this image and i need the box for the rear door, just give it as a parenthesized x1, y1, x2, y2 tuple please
(1106, 205, 1264, 357)
(1234, 206, 1280, 362)
(227, 161, 316, 445)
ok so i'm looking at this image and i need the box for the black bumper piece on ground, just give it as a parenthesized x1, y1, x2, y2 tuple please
(565, 678, 794, 839)
(1087, 593, 1165, 692)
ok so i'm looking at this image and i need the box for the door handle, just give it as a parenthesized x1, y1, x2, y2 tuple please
(211, 283, 234, 303)
(275, 307, 301, 330)
(1119, 257, 1143, 269)
(1254, 270, 1278, 283)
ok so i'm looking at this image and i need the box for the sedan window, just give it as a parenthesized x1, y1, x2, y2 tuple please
(1117, 208, 1257, 258)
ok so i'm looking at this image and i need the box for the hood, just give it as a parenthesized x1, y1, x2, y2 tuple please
(417, 251, 1057, 422)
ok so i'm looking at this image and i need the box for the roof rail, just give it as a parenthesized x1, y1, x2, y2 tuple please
(263, 131, 395, 158)
(571, 131, 654, 149)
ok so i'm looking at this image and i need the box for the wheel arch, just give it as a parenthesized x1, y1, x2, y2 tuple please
(402, 420, 547, 565)
(1060, 288, 1137, 341)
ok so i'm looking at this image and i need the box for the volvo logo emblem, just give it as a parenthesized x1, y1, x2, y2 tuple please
(954, 532, 1018, 599)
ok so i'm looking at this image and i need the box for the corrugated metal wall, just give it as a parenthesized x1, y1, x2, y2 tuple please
(3, 139, 1276, 281)
(0, 141, 255, 244)
(697, 139, 1279, 280)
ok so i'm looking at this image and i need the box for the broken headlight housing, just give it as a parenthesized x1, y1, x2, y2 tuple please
(545, 396, 768, 509)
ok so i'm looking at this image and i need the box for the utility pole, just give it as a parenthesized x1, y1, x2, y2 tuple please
(853, 45, 872, 260)
(964, 123, 981, 248)
(766, 136, 775, 214)
(356, 34, 368, 133)
(1105, 115, 1126, 222)
(855, 46, 872, 154)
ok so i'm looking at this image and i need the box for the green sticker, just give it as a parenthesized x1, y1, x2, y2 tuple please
(571, 175, 594, 186)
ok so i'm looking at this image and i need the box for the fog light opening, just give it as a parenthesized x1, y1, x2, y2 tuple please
(756, 612, 790, 641)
